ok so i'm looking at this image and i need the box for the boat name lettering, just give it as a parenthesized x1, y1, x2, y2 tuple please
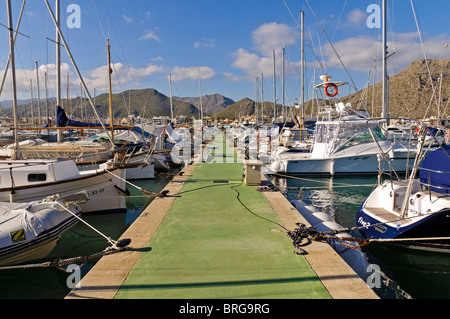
(89, 188, 105, 196)
(358, 216, 371, 229)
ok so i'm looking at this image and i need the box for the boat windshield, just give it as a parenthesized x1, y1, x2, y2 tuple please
(336, 126, 386, 152)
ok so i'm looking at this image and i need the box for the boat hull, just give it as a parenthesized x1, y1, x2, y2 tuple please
(278, 151, 413, 175)
(357, 207, 450, 252)
(0, 166, 127, 214)
(0, 205, 82, 266)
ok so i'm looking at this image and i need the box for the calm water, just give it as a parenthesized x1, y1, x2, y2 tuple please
(0, 171, 175, 299)
(2, 168, 448, 299)
(271, 174, 450, 299)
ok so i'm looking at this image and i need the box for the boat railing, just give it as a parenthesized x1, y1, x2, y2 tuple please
(411, 165, 450, 199)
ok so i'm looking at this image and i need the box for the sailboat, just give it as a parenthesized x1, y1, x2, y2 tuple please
(357, 126, 450, 252)
(0, 0, 128, 214)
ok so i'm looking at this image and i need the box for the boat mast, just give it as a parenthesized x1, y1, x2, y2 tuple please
(44, 0, 114, 147)
(300, 10, 305, 125)
(6, 0, 20, 159)
(381, 0, 389, 124)
(56, 0, 62, 142)
(198, 68, 203, 126)
(261, 73, 264, 124)
(273, 49, 276, 123)
(169, 73, 173, 123)
(282, 47, 285, 122)
(107, 38, 114, 142)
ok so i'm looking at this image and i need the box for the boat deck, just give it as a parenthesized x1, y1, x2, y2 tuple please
(364, 207, 411, 225)
(66, 134, 377, 299)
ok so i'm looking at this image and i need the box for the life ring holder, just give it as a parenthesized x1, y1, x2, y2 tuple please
(324, 83, 338, 97)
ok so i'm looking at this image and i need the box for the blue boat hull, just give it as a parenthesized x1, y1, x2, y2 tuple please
(357, 207, 450, 252)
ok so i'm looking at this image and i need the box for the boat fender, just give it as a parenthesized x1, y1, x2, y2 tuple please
(314, 221, 370, 280)
(270, 161, 280, 172)
(290, 200, 318, 219)
(329, 160, 335, 175)
(388, 149, 395, 159)
(306, 212, 335, 227)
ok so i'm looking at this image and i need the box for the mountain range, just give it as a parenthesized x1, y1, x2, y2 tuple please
(0, 58, 448, 121)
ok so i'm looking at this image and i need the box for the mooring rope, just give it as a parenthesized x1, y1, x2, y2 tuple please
(0, 239, 131, 271)
(288, 222, 450, 254)
(0, 199, 131, 271)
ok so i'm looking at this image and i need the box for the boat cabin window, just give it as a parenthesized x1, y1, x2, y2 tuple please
(337, 126, 386, 152)
(27, 173, 47, 182)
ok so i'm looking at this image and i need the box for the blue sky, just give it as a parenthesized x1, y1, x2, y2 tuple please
(0, 0, 449, 109)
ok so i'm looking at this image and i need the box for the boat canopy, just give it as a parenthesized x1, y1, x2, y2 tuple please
(419, 145, 450, 194)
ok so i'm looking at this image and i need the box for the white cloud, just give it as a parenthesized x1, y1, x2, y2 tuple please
(322, 32, 449, 73)
(150, 56, 164, 62)
(138, 30, 161, 42)
(170, 66, 216, 82)
(347, 9, 366, 27)
(194, 38, 216, 49)
(122, 14, 133, 23)
(85, 63, 165, 92)
(227, 22, 298, 81)
(252, 22, 298, 56)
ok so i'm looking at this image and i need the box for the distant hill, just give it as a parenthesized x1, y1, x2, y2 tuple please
(2, 59, 447, 121)
(213, 98, 284, 120)
(347, 58, 450, 119)
(174, 94, 234, 115)
(0, 89, 234, 120)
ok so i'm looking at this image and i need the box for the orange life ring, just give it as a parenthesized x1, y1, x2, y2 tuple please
(324, 83, 338, 97)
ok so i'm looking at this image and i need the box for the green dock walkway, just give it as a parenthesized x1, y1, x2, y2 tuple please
(66, 134, 377, 299)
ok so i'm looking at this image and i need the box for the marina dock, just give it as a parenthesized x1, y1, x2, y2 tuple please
(66, 134, 378, 299)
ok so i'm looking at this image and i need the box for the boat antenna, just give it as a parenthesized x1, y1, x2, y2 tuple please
(305, 0, 369, 114)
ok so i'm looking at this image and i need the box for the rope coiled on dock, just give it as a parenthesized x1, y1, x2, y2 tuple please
(288, 222, 371, 255)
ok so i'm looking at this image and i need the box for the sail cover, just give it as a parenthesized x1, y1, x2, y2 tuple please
(419, 145, 450, 194)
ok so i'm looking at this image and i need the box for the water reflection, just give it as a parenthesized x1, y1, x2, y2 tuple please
(0, 171, 174, 299)
(271, 174, 450, 299)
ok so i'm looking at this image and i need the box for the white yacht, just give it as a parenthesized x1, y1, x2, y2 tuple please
(269, 77, 417, 175)
(0, 159, 127, 214)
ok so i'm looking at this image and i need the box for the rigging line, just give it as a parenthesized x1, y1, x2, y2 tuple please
(282, 0, 324, 71)
(410, 0, 439, 117)
(92, 0, 108, 45)
(331, 0, 347, 41)
(305, 0, 369, 114)
(55, 200, 116, 246)
(100, 0, 141, 90)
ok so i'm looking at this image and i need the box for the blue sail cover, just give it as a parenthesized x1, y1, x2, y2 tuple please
(56, 106, 103, 128)
(419, 145, 450, 194)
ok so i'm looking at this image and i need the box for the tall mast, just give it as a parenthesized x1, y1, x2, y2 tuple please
(6, 0, 20, 159)
(381, 0, 389, 124)
(107, 38, 114, 142)
(261, 73, 264, 124)
(198, 69, 203, 126)
(56, 0, 62, 142)
(282, 47, 285, 122)
(169, 74, 173, 123)
(36, 61, 42, 126)
(300, 11, 305, 124)
(273, 49, 276, 123)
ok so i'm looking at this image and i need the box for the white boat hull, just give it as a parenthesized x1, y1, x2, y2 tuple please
(274, 150, 415, 175)
(0, 160, 127, 214)
(0, 199, 82, 266)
